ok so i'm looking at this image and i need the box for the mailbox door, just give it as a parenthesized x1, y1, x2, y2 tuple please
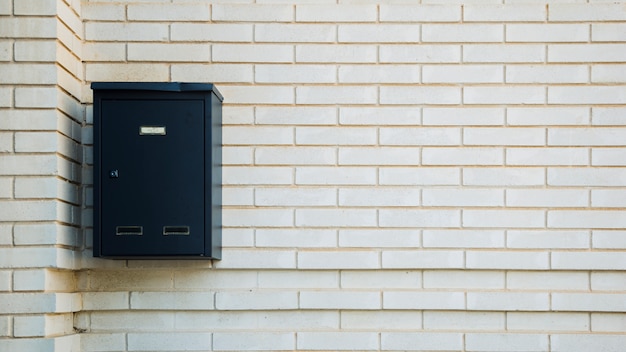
(99, 98, 205, 257)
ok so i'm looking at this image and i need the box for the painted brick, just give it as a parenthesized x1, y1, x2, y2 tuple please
(300, 291, 380, 309)
(508, 312, 589, 332)
(466, 333, 549, 352)
(296, 127, 376, 145)
(423, 270, 504, 289)
(258, 270, 338, 289)
(341, 270, 421, 288)
(380, 209, 461, 228)
(423, 147, 503, 165)
(506, 24, 589, 42)
(256, 24, 335, 43)
(423, 64, 503, 83)
(548, 44, 626, 63)
(423, 24, 503, 42)
(131, 292, 214, 310)
(382, 332, 463, 351)
(592, 64, 626, 83)
(340, 107, 420, 126)
(128, 3, 209, 21)
(297, 86, 377, 105)
(257, 107, 337, 125)
(384, 292, 465, 310)
(423, 229, 504, 249)
(380, 167, 461, 186)
(549, 3, 626, 21)
(381, 86, 461, 105)
(128, 332, 211, 351)
(552, 252, 626, 270)
(425, 311, 504, 331)
(171, 23, 253, 42)
(339, 147, 420, 166)
(380, 44, 461, 63)
(296, 44, 377, 63)
(463, 44, 545, 63)
(507, 271, 589, 291)
(593, 231, 626, 249)
(298, 251, 379, 269)
(507, 230, 590, 249)
(508, 107, 590, 126)
(223, 167, 292, 185)
(213, 44, 293, 63)
(341, 311, 423, 330)
(382, 250, 464, 269)
(296, 166, 377, 185)
(423, 107, 504, 126)
(214, 332, 294, 351)
(255, 147, 336, 165)
(339, 188, 420, 207)
(339, 65, 420, 84)
(213, 4, 292, 22)
(548, 168, 626, 187)
(380, 4, 461, 22)
(506, 147, 589, 166)
(467, 292, 550, 311)
(257, 228, 337, 248)
(466, 251, 549, 270)
(506, 189, 588, 207)
(297, 5, 377, 22)
(591, 313, 626, 332)
(549, 210, 626, 229)
(553, 293, 626, 312)
(592, 23, 626, 42)
(299, 332, 377, 351)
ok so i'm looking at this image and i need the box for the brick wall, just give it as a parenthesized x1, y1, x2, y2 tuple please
(2, 0, 626, 351)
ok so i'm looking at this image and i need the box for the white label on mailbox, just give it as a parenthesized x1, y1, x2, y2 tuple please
(140, 126, 166, 135)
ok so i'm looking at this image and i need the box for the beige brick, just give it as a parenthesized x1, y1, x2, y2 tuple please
(128, 43, 210, 62)
(508, 312, 589, 332)
(213, 249, 296, 269)
(128, 3, 210, 21)
(174, 270, 258, 290)
(217, 86, 294, 105)
(223, 208, 293, 227)
(0, 18, 57, 39)
(507, 24, 589, 42)
(380, 44, 461, 63)
(81, 333, 126, 352)
(86, 63, 169, 82)
(298, 332, 377, 350)
(256, 64, 335, 83)
(81, 3, 125, 20)
(14, 41, 56, 62)
(224, 126, 293, 145)
(341, 107, 420, 126)
(423, 24, 503, 42)
(214, 4, 293, 22)
(213, 44, 293, 63)
(131, 292, 214, 310)
(257, 107, 337, 125)
(297, 5, 376, 22)
(297, 86, 377, 105)
(256, 24, 335, 43)
(171, 23, 253, 42)
(339, 24, 421, 43)
(224, 166, 292, 185)
(214, 332, 294, 351)
(90, 311, 174, 331)
(297, 44, 377, 63)
(339, 64, 420, 84)
(382, 250, 464, 269)
(380, 4, 461, 22)
(85, 22, 168, 41)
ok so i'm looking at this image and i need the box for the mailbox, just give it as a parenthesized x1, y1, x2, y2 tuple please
(91, 82, 222, 259)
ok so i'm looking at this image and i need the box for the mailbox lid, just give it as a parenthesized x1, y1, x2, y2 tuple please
(91, 82, 223, 101)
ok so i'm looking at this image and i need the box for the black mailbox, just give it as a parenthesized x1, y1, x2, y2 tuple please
(91, 82, 222, 259)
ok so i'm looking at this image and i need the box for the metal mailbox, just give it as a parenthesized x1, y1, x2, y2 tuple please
(91, 82, 222, 259)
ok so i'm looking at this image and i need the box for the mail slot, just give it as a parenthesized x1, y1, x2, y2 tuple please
(92, 82, 222, 259)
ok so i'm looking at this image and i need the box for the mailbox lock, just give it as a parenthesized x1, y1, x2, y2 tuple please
(109, 170, 119, 178)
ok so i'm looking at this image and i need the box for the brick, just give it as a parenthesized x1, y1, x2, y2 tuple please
(297, 5, 376, 22)
(214, 332, 294, 351)
(507, 271, 589, 291)
(591, 313, 626, 332)
(217, 86, 294, 105)
(508, 230, 589, 249)
(549, 210, 626, 229)
(298, 332, 377, 350)
(342, 311, 423, 330)
(423, 64, 503, 83)
(130, 3, 208, 20)
(549, 128, 626, 146)
(175, 270, 257, 290)
(423, 270, 504, 289)
(296, 166, 376, 185)
(593, 107, 626, 125)
(593, 231, 626, 249)
(549, 4, 626, 21)
(90, 311, 174, 331)
(466, 333, 548, 352)
(216, 291, 297, 310)
(176, 311, 337, 331)
(384, 291, 465, 310)
(0, 133, 11, 153)
(0, 315, 9, 336)
(424, 311, 504, 331)
(382, 332, 463, 351)
(592, 65, 626, 83)
(0, 41, 11, 61)
(0, 200, 57, 221)
(508, 312, 589, 332)
(423, 189, 504, 207)
(297, 86, 377, 104)
(552, 334, 626, 352)
(423, 107, 505, 126)
(86, 63, 169, 82)
(296, 209, 376, 227)
(380, 209, 461, 228)
(550, 86, 626, 104)
(214, 249, 295, 269)
(223, 209, 293, 227)
(465, 127, 545, 146)
(507, 147, 589, 166)
(548, 168, 626, 187)
(506, 24, 589, 42)
(549, 44, 626, 63)
(463, 44, 545, 63)
(507, 189, 588, 208)
(424, 24, 503, 42)
(0, 1, 10, 15)
(297, 127, 376, 146)
(223, 166, 292, 185)
(339, 229, 420, 248)
(468, 292, 550, 311)
(224, 126, 293, 145)
(14, 86, 57, 108)
(128, 332, 211, 351)
(81, 333, 126, 352)
(339, 64, 420, 84)
(379, 127, 461, 146)
(508, 107, 590, 126)
(256, 64, 335, 83)
(380, 4, 461, 22)
(257, 107, 337, 125)
(296, 44, 377, 63)
(131, 292, 213, 310)
(339, 24, 420, 43)
(552, 293, 626, 312)
(258, 270, 338, 288)
(255, 147, 336, 165)
(507, 65, 588, 84)
(256, 187, 336, 206)
(592, 23, 626, 42)
(81, 3, 125, 20)
(466, 251, 549, 270)
(339, 147, 420, 166)
(223, 147, 254, 165)
(82, 43, 126, 62)
(340, 107, 420, 126)
(256, 229, 337, 248)
(213, 44, 293, 63)
(87, 271, 172, 291)
(256, 24, 335, 43)
(592, 189, 626, 207)
(341, 270, 421, 288)
(339, 188, 420, 207)
(14, 41, 57, 62)
(127, 43, 210, 62)
(466, 4, 546, 21)
(171, 23, 253, 42)
(382, 250, 464, 269)
(214, 4, 293, 22)
(380, 167, 461, 186)
(552, 252, 626, 270)
(424, 229, 504, 250)
(298, 251, 378, 269)
(423, 147, 503, 165)
(0, 338, 53, 351)
(465, 86, 545, 105)
(0, 270, 11, 291)
(300, 291, 380, 309)
(381, 86, 461, 105)
(15, 132, 58, 153)
(380, 44, 461, 63)
(0, 18, 57, 39)
(0, 293, 67, 314)
(85, 22, 168, 41)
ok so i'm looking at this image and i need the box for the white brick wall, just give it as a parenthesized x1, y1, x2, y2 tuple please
(2, 0, 626, 351)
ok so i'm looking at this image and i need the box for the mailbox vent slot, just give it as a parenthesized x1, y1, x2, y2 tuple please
(163, 226, 190, 236)
(116, 226, 143, 236)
